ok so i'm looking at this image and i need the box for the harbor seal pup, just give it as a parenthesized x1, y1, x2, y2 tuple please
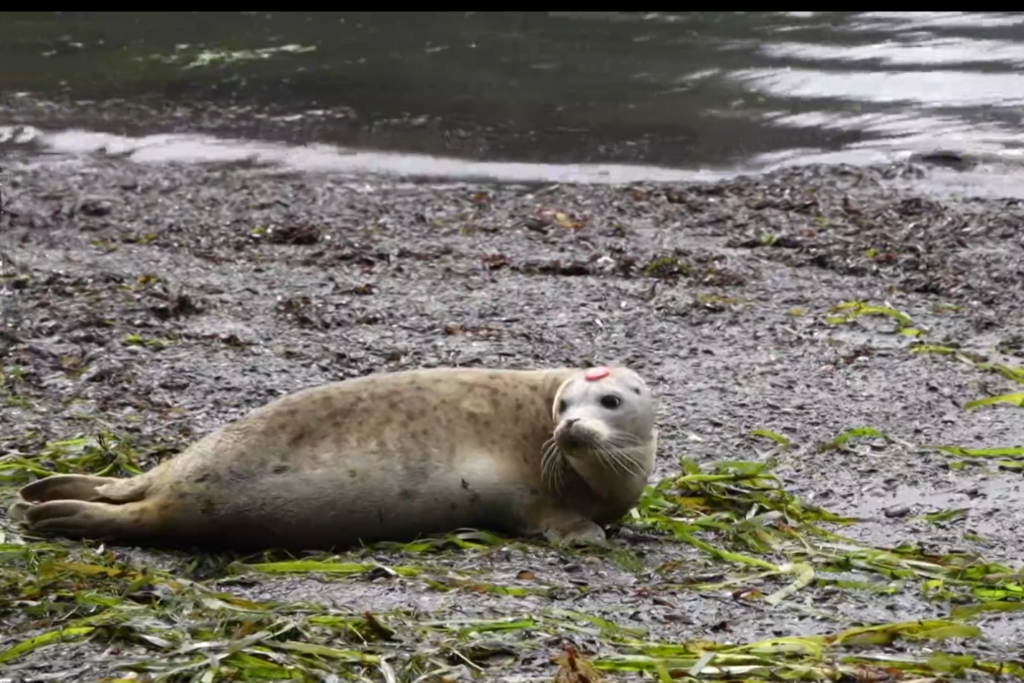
(9, 365, 658, 552)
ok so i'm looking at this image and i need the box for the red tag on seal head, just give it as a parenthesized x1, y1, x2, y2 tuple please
(585, 366, 611, 382)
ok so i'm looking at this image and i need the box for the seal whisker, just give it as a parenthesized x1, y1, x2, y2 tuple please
(553, 464, 566, 494)
(612, 447, 645, 477)
(541, 437, 566, 494)
(591, 442, 620, 472)
(599, 443, 647, 478)
(541, 437, 560, 466)
(620, 444, 653, 474)
(593, 442, 633, 476)
(606, 432, 647, 448)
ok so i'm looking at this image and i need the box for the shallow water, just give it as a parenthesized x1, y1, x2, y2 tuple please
(2, 12, 1024, 186)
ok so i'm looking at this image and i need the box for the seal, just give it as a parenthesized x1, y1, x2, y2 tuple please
(8, 365, 658, 552)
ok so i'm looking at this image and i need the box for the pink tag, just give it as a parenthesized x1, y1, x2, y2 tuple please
(585, 366, 611, 382)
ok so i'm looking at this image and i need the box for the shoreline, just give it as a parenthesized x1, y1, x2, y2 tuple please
(4, 101, 1024, 198)
(2, 150, 1023, 680)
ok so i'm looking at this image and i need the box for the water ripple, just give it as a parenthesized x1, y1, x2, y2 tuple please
(760, 37, 1024, 68)
(3, 11, 1024, 187)
(733, 68, 1024, 109)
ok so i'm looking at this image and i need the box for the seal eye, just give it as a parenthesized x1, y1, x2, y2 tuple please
(600, 395, 621, 410)
(558, 400, 568, 413)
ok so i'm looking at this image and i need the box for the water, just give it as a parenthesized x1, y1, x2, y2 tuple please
(2, 11, 1024, 188)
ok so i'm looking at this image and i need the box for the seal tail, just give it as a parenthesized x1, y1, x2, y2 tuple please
(18, 473, 152, 505)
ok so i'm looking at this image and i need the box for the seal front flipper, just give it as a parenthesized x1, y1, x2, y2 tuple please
(541, 514, 610, 548)
(17, 499, 155, 543)
(509, 491, 611, 548)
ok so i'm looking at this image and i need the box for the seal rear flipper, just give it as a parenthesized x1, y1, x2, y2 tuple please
(7, 499, 32, 524)
(18, 499, 156, 543)
(19, 473, 150, 505)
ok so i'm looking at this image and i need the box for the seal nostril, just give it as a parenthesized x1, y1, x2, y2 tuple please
(565, 418, 579, 428)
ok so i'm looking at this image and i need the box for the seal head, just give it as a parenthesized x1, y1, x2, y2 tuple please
(543, 366, 657, 503)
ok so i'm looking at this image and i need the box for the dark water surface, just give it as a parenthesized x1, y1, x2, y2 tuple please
(2, 11, 1024, 186)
